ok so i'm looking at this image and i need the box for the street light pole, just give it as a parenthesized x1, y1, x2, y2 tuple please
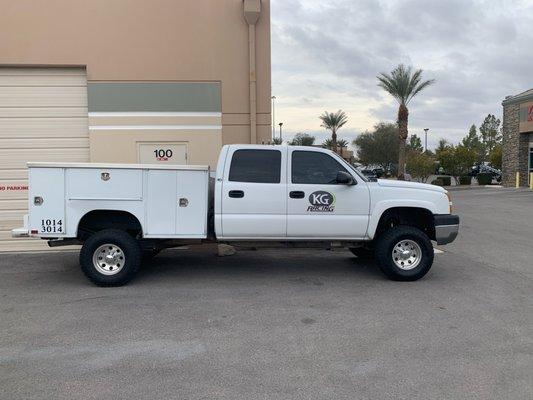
(424, 128, 429, 152)
(271, 96, 276, 141)
(278, 122, 283, 142)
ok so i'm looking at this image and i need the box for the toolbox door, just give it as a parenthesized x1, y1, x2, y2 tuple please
(28, 167, 66, 237)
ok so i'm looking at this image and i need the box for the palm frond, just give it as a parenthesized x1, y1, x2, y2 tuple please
(406, 78, 435, 104)
(319, 110, 348, 132)
(377, 64, 434, 106)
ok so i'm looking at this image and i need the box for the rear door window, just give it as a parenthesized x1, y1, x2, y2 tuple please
(229, 149, 281, 183)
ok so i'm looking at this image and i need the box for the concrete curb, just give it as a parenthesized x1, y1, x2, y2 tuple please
(445, 185, 503, 191)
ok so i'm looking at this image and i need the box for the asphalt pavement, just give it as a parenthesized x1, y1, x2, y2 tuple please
(1, 187, 531, 400)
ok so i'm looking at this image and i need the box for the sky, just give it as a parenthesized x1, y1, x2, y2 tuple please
(271, 0, 533, 150)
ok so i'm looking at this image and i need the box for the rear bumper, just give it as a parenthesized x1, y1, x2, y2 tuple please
(11, 214, 29, 238)
(434, 214, 459, 245)
(12, 228, 29, 238)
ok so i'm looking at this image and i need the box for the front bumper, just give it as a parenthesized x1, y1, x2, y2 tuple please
(434, 214, 459, 245)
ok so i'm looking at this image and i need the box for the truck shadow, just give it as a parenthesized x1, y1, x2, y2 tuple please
(136, 247, 385, 284)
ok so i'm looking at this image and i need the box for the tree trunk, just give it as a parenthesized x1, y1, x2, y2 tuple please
(398, 140, 406, 180)
(332, 130, 337, 154)
(397, 104, 409, 180)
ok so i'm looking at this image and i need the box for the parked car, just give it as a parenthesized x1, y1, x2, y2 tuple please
(469, 163, 502, 182)
(13, 145, 459, 286)
(359, 167, 384, 179)
(358, 168, 378, 181)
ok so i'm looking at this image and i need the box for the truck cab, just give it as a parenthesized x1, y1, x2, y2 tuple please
(215, 145, 371, 239)
(214, 145, 456, 243)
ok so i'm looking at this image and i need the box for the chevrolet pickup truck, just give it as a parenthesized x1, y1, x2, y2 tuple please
(12, 144, 459, 286)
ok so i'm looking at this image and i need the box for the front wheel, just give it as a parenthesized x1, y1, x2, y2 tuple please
(375, 226, 434, 281)
(79, 229, 142, 286)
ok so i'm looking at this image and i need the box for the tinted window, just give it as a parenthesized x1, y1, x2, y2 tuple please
(229, 149, 281, 183)
(292, 151, 348, 184)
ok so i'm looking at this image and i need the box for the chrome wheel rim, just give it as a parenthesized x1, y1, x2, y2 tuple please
(93, 244, 125, 275)
(392, 239, 422, 270)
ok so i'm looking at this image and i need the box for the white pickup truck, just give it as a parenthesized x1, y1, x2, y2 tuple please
(12, 144, 459, 286)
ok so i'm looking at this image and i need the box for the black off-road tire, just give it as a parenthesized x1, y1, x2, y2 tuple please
(375, 225, 434, 281)
(79, 229, 142, 286)
(349, 247, 374, 259)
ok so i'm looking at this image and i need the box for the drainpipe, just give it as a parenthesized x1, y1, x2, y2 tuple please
(244, 0, 261, 144)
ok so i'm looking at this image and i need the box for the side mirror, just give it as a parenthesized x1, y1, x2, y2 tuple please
(336, 171, 355, 185)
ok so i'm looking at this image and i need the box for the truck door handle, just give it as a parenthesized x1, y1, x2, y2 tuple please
(289, 191, 305, 199)
(228, 190, 244, 198)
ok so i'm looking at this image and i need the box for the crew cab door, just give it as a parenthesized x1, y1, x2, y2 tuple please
(220, 146, 287, 238)
(287, 148, 370, 238)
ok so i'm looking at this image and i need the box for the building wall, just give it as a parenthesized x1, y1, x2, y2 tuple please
(87, 82, 223, 166)
(0, 0, 272, 153)
(0, 0, 271, 251)
(502, 90, 533, 187)
(502, 102, 530, 187)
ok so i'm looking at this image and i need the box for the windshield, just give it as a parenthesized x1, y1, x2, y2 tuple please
(331, 152, 369, 182)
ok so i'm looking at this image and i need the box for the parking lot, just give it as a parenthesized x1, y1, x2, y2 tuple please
(1, 188, 532, 400)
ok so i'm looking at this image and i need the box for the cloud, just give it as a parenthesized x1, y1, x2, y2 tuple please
(271, 0, 533, 150)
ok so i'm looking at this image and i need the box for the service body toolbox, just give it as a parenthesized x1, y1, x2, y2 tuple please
(25, 163, 209, 239)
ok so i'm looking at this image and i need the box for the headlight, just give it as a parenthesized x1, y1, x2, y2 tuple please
(445, 191, 453, 214)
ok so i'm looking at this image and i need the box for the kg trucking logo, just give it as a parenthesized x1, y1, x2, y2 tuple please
(307, 191, 335, 212)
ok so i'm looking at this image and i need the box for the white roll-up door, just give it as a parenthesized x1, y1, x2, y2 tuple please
(0, 67, 89, 251)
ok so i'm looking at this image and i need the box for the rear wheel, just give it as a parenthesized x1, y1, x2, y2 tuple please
(375, 225, 434, 281)
(80, 229, 141, 286)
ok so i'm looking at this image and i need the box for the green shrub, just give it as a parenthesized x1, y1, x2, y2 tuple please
(459, 175, 472, 185)
(431, 178, 445, 186)
(477, 173, 493, 185)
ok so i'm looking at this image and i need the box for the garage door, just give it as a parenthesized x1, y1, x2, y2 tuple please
(0, 67, 89, 252)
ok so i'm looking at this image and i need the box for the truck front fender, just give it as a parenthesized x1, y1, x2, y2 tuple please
(367, 200, 437, 240)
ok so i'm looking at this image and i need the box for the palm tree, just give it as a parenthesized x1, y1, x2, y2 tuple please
(377, 64, 435, 180)
(319, 110, 348, 153)
(322, 138, 348, 149)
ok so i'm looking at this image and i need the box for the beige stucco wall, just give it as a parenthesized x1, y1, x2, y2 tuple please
(88, 113, 223, 167)
(0, 0, 271, 147)
(90, 130, 222, 167)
